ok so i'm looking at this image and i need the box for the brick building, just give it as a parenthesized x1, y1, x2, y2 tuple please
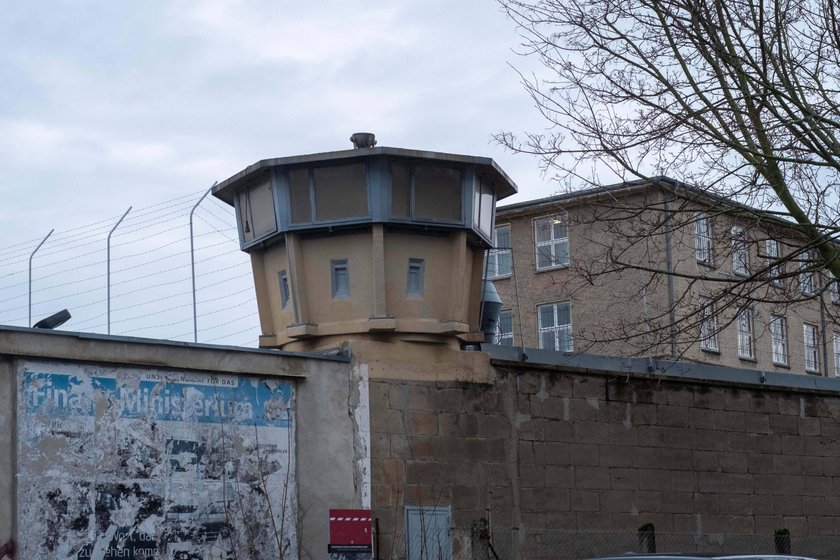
(491, 178, 840, 377)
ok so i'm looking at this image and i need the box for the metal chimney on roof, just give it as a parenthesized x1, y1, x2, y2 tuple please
(350, 132, 376, 149)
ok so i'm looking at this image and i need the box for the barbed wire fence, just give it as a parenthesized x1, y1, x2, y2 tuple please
(0, 187, 260, 347)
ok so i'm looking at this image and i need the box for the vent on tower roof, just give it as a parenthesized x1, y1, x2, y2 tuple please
(350, 132, 376, 149)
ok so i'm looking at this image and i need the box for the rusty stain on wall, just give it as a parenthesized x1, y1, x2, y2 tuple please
(17, 360, 297, 560)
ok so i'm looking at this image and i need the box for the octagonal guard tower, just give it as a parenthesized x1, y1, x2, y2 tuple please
(212, 138, 517, 360)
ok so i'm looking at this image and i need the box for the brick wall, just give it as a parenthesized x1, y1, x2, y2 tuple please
(370, 363, 840, 559)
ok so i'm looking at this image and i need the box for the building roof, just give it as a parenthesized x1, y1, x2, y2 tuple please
(213, 146, 519, 205)
(496, 176, 798, 231)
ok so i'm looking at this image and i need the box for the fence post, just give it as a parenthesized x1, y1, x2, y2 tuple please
(190, 185, 214, 343)
(775, 529, 791, 554)
(638, 523, 656, 553)
(107, 207, 131, 334)
(28, 229, 54, 327)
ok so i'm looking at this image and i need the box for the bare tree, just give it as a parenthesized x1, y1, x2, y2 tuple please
(494, 0, 840, 360)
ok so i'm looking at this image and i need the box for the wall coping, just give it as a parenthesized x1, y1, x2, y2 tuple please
(484, 344, 840, 396)
(0, 325, 349, 378)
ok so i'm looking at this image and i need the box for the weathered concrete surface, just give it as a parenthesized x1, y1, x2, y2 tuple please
(0, 326, 363, 560)
(296, 358, 371, 560)
(0, 326, 322, 378)
(0, 357, 14, 556)
(370, 360, 840, 559)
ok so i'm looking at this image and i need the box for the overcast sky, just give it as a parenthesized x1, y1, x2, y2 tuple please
(0, 0, 555, 343)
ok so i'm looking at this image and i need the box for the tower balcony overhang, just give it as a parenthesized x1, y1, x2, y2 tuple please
(211, 146, 518, 251)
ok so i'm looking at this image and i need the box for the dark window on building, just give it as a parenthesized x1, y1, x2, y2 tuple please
(314, 164, 369, 221)
(288, 168, 312, 224)
(331, 259, 350, 299)
(413, 165, 462, 222)
(407, 258, 425, 298)
(497, 310, 513, 346)
(390, 162, 411, 218)
(279, 270, 290, 309)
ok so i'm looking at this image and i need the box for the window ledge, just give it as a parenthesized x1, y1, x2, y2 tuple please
(772, 361, 790, 369)
(535, 264, 570, 273)
(738, 355, 757, 363)
(700, 347, 720, 354)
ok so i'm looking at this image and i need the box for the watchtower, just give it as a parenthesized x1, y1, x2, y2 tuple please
(212, 136, 517, 357)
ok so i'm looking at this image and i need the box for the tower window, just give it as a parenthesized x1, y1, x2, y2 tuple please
(331, 259, 350, 299)
(407, 258, 425, 298)
(279, 270, 290, 309)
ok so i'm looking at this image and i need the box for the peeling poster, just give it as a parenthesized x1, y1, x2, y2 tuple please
(17, 360, 297, 560)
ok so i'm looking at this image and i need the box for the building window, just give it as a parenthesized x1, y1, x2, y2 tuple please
(765, 238, 783, 286)
(694, 213, 713, 265)
(534, 216, 569, 271)
(830, 272, 840, 304)
(279, 270, 290, 309)
(736, 307, 754, 359)
(407, 258, 425, 298)
(538, 301, 573, 352)
(770, 315, 789, 366)
(237, 178, 277, 242)
(391, 163, 463, 224)
(487, 225, 512, 278)
(497, 311, 513, 346)
(804, 323, 820, 373)
(331, 259, 350, 299)
(698, 296, 719, 352)
(800, 249, 817, 295)
(834, 332, 840, 376)
(472, 176, 496, 237)
(731, 226, 749, 276)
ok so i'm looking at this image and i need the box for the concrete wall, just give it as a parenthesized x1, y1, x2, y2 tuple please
(253, 226, 487, 352)
(0, 327, 365, 560)
(0, 357, 14, 557)
(369, 355, 840, 559)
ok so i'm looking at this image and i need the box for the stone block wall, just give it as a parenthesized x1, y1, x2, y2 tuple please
(369, 363, 840, 559)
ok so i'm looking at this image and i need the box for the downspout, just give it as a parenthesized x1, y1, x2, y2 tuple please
(663, 194, 678, 359)
(820, 289, 829, 376)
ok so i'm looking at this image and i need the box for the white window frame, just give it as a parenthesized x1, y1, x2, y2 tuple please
(487, 224, 512, 279)
(765, 238, 783, 287)
(834, 332, 840, 377)
(537, 301, 573, 352)
(804, 323, 820, 373)
(830, 272, 840, 304)
(800, 249, 817, 295)
(698, 296, 719, 352)
(736, 307, 754, 359)
(534, 216, 569, 271)
(770, 315, 789, 366)
(694, 213, 714, 265)
(731, 226, 749, 276)
(496, 310, 513, 346)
